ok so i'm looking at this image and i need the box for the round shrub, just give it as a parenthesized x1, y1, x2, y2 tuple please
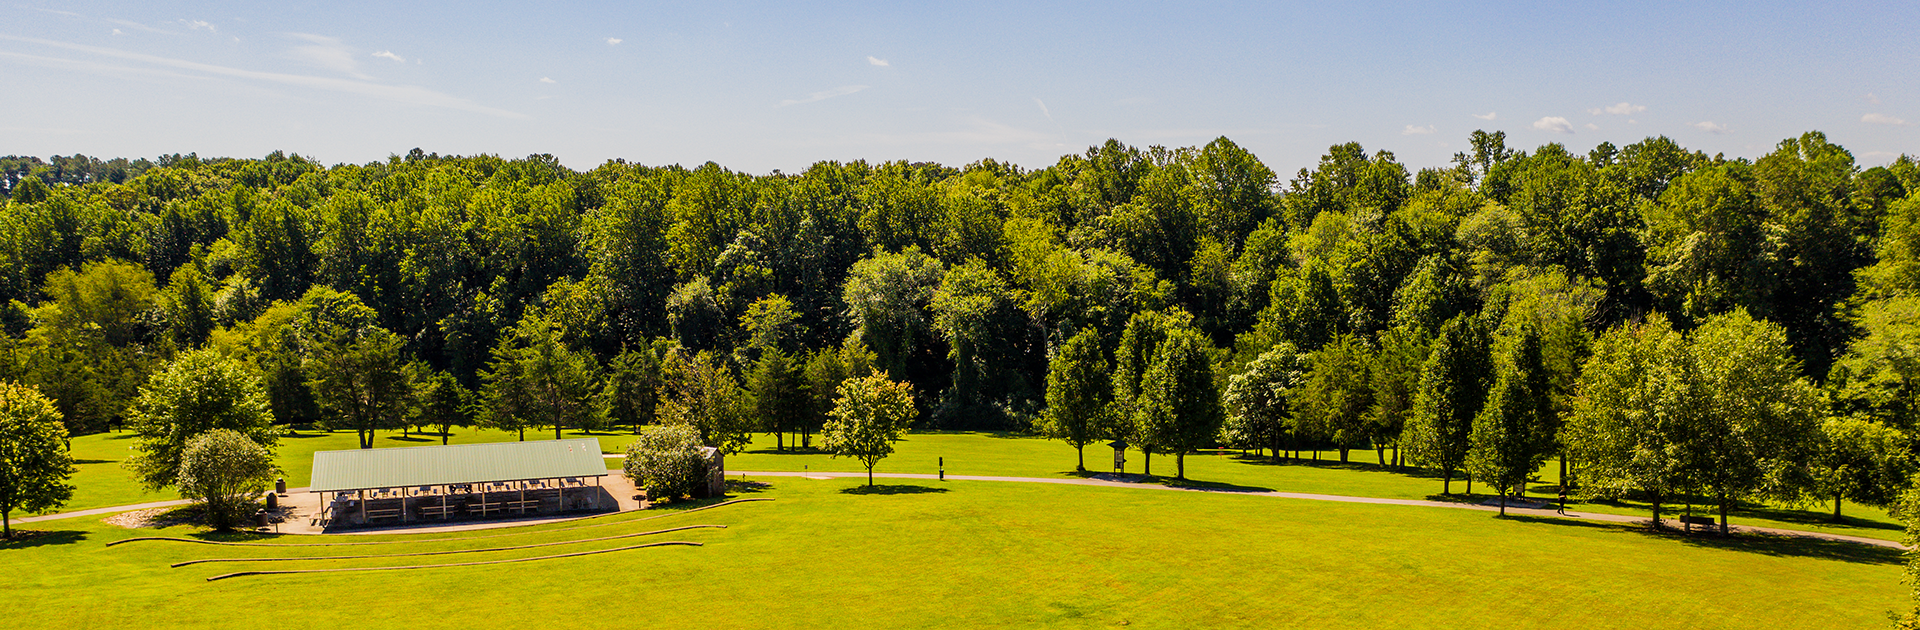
(623, 424, 708, 502)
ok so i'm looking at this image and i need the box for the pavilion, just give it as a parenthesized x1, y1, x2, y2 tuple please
(309, 438, 611, 528)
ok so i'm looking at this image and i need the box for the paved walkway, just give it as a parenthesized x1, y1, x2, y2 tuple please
(17, 469, 1900, 549)
(736, 470, 1906, 550)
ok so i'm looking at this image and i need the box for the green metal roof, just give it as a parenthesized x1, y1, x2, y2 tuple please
(309, 438, 610, 492)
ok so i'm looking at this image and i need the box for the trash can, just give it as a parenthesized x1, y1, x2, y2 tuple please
(276, 478, 287, 495)
(265, 493, 278, 510)
(254, 510, 269, 528)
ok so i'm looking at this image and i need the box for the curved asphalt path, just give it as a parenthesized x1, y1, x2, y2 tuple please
(17, 470, 1901, 550)
(736, 470, 1905, 550)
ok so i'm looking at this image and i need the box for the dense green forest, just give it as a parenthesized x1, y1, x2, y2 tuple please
(4, 133, 1919, 503)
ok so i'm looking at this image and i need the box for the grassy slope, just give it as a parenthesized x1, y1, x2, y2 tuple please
(729, 432, 1907, 543)
(2, 478, 1901, 629)
(58, 429, 1902, 542)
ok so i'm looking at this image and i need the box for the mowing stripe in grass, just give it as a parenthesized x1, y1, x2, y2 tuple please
(202, 541, 704, 581)
(170, 524, 727, 567)
(108, 497, 773, 547)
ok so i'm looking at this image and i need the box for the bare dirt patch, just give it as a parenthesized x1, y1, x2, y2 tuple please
(104, 506, 203, 529)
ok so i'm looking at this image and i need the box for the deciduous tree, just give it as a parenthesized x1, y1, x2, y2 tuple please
(824, 373, 916, 487)
(0, 383, 74, 538)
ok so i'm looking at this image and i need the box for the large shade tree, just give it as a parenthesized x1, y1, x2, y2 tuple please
(0, 383, 74, 538)
(124, 350, 278, 491)
(823, 373, 917, 487)
(1039, 328, 1110, 472)
(1405, 315, 1492, 494)
(1135, 328, 1223, 480)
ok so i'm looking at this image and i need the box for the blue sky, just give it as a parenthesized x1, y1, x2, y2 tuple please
(3, 1, 1916, 173)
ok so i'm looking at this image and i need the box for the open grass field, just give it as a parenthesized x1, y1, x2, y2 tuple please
(1, 476, 1902, 629)
(56, 428, 1903, 543)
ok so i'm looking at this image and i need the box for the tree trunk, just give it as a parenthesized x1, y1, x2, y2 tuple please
(1375, 446, 1385, 466)
(1718, 494, 1729, 535)
(518, 427, 526, 441)
(1076, 445, 1086, 473)
(1834, 496, 1843, 523)
(441, 429, 449, 446)
(1443, 471, 1452, 495)
(1176, 451, 1186, 480)
(555, 423, 562, 440)
(777, 431, 784, 451)
(3, 510, 10, 539)
(1144, 450, 1152, 477)
(1499, 492, 1507, 517)
(1465, 474, 1472, 495)
(1651, 496, 1662, 530)
(1338, 447, 1349, 463)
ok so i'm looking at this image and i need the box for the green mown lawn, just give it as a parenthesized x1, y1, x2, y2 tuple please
(56, 429, 1903, 543)
(1, 477, 1902, 629)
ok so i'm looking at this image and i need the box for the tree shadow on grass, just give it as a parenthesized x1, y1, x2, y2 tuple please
(72, 459, 114, 465)
(281, 431, 328, 439)
(385, 435, 433, 443)
(1499, 514, 1903, 565)
(839, 484, 949, 496)
(1162, 478, 1276, 494)
(746, 446, 829, 456)
(726, 480, 773, 494)
(1731, 505, 1904, 534)
(1226, 452, 1448, 480)
(1, 530, 87, 549)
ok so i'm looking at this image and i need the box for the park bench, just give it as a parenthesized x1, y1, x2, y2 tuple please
(419, 504, 457, 518)
(1679, 515, 1716, 527)
(364, 508, 402, 520)
(506, 500, 541, 513)
(470, 502, 502, 516)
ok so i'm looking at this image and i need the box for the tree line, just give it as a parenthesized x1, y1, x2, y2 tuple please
(2, 133, 1918, 524)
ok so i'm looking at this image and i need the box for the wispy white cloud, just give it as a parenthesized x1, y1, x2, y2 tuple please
(371, 50, 405, 63)
(1690, 121, 1729, 134)
(1472, 112, 1497, 120)
(112, 29, 124, 36)
(180, 19, 216, 33)
(606, 37, 622, 45)
(106, 18, 171, 35)
(540, 77, 556, 84)
(1589, 102, 1646, 115)
(0, 49, 209, 83)
(283, 33, 365, 79)
(1585, 123, 1600, 131)
(777, 84, 867, 107)
(1863, 113, 1912, 126)
(1034, 98, 1053, 122)
(1532, 116, 1574, 133)
(867, 56, 890, 67)
(1402, 124, 1436, 135)
(0, 35, 526, 119)
(1867, 93, 1882, 105)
